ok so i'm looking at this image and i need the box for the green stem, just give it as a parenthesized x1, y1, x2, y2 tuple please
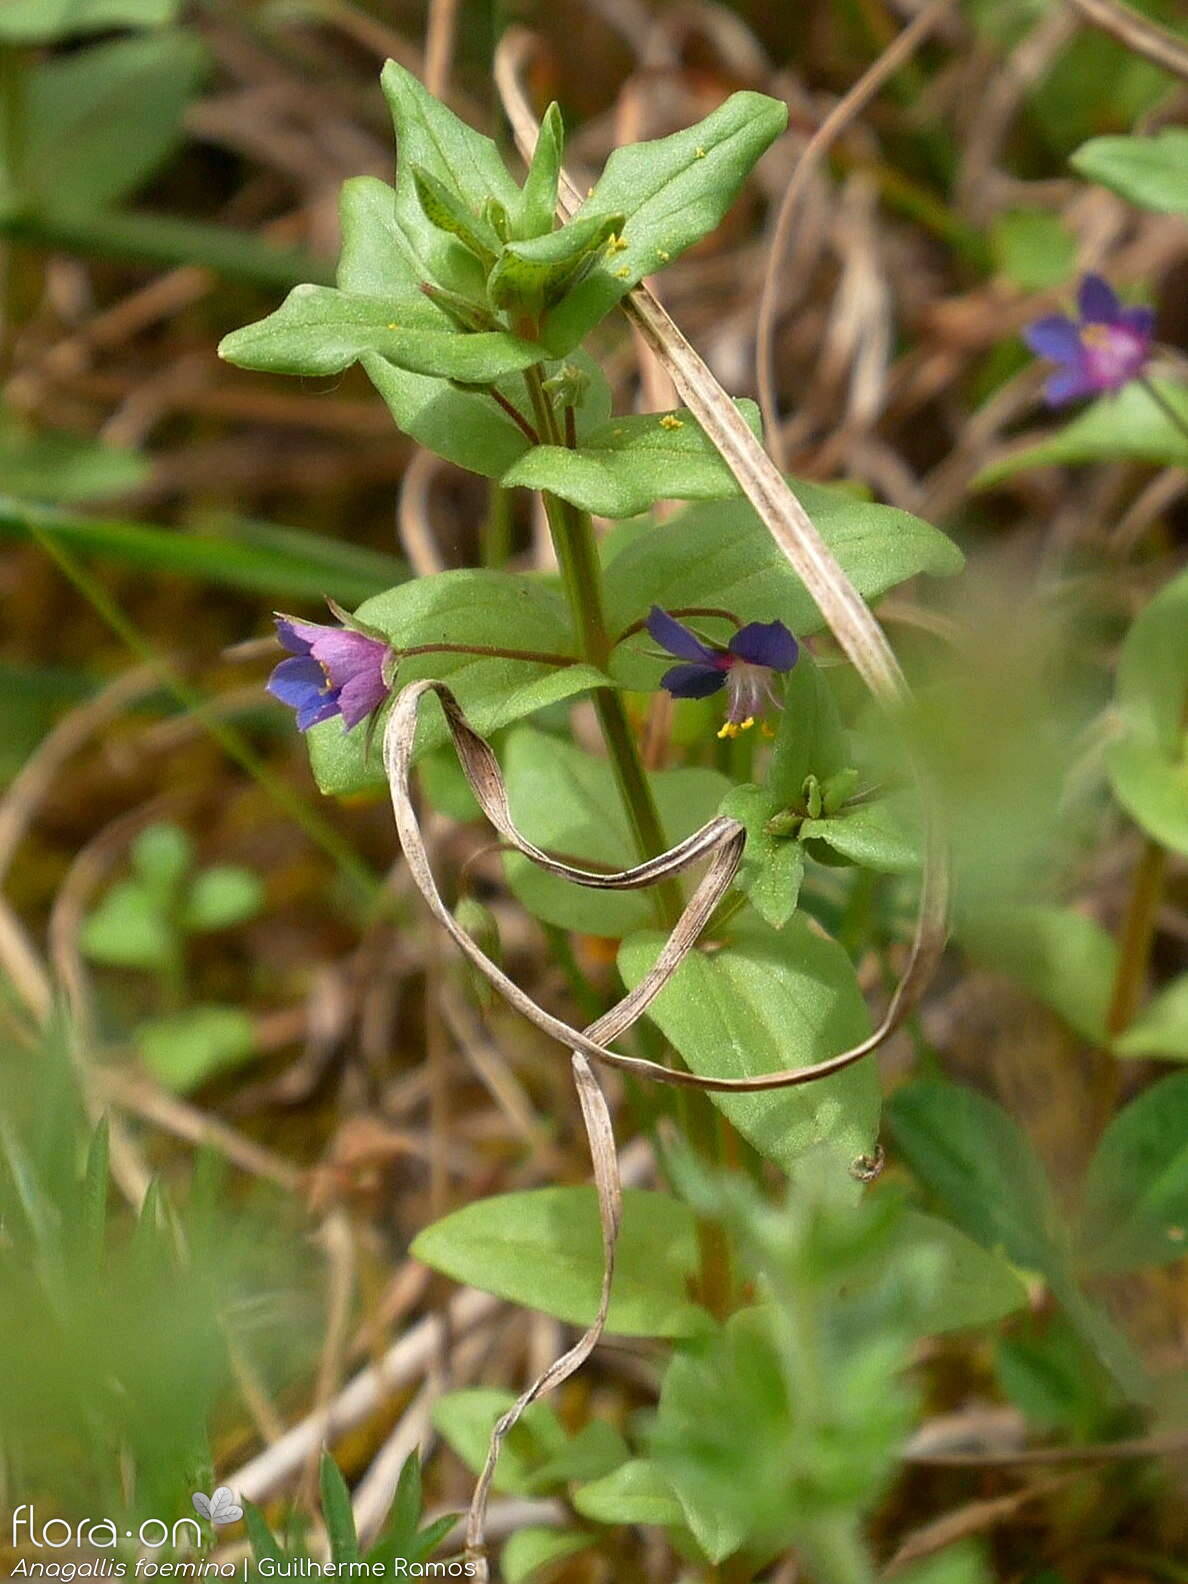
(1106, 836, 1166, 1040)
(524, 365, 682, 927)
(524, 365, 733, 1313)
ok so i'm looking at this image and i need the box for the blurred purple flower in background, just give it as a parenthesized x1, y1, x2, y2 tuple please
(647, 605, 798, 739)
(268, 614, 390, 731)
(1024, 274, 1153, 406)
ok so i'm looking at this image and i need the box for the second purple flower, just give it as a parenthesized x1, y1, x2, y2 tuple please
(646, 605, 798, 738)
(1024, 274, 1153, 407)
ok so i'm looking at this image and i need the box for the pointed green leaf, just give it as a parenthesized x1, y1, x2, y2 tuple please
(605, 482, 962, 675)
(976, 380, 1188, 485)
(218, 284, 545, 384)
(1078, 1070, 1188, 1273)
(320, 1453, 359, 1565)
(0, 412, 148, 502)
(136, 1005, 257, 1093)
(862, 1211, 1028, 1333)
(0, 0, 177, 40)
(1106, 564, 1188, 856)
(431, 1388, 566, 1494)
(887, 1079, 1061, 1274)
(573, 1460, 685, 1529)
(411, 1186, 707, 1337)
(514, 102, 564, 240)
(381, 61, 519, 301)
(618, 917, 880, 1174)
(22, 30, 205, 214)
(182, 866, 264, 933)
(488, 211, 624, 314)
(541, 91, 788, 354)
(719, 784, 805, 931)
(411, 164, 499, 265)
(81, 881, 172, 971)
(960, 905, 1118, 1046)
(503, 403, 762, 517)
(1072, 129, 1188, 214)
(502, 1528, 595, 1584)
(1115, 973, 1188, 1061)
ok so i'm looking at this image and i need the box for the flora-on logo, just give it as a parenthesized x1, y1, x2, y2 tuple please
(190, 1487, 243, 1526)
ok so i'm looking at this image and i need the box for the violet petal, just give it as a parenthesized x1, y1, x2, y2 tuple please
(646, 605, 719, 663)
(728, 620, 799, 673)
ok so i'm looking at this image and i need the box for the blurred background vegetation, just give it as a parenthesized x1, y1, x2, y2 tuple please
(1, 0, 1187, 1579)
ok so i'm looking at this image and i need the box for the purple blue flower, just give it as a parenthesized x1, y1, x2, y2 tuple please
(267, 613, 391, 731)
(1024, 274, 1154, 407)
(646, 605, 798, 738)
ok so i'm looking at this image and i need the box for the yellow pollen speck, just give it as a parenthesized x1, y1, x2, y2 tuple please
(386, 323, 400, 330)
(760, 721, 776, 739)
(614, 266, 631, 279)
(606, 233, 628, 254)
(694, 146, 707, 159)
(659, 414, 684, 431)
(657, 249, 671, 261)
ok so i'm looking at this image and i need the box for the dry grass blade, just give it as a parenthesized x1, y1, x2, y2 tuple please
(463, 1053, 620, 1578)
(1066, 0, 1188, 81)
(755, 0, 958, 468)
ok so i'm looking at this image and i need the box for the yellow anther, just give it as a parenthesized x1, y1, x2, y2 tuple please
(716, 717, 755, 740)
(659, 414, 684, 431)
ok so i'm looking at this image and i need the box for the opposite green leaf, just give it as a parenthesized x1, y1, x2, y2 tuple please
(541, 91, 788, 355)
(219, 285, 545, 383)
(887, 1079, 1061, 1274)
(431, 1388, 566, 1494)
(136, 1006, 257, 1093)
(0, 0, 176, 39)
(959, 904, 1118, 1046)
(618, 917, 880, 1175)
(573, 1460, 686, 1529)
(20, 30, 206, 217)
(501, 1528, 596, 1584)
(513, 102, 564, 241)
(1114, 974, 1188, 1061)
(1072, 129, 1188, 214)
(605, 482, 962, 671)
(719, 784, 805, 931)
(860, 1211, 1028, 1333)
(411, 1186, 706, 1337)
(488, 212, 624, 316)
(503, 403, 762, 518)
(976, 380, 1188, 485)
(1106, 564, 1188, 857)
(0, 413, 149, 502)
(1078, 1070, 1188, 1273)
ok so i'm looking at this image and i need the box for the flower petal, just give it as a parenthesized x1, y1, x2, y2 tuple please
(1044, 365, 1097, 407)
(1022, 315, 1082, 365)
(1078, 273, 1121, 325)
(728, 620, 799, 673)
(274, 615, 324, 655)
(1119, 304, 1155, 341)
(267, 656, 340, 731)
(659, 662, 727, 700)
(645, 605, 718, 663)
(308, 626, 387, 687)
(336, 667, 390, 729)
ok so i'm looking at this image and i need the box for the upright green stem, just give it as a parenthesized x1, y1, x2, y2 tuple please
(524, 365, 733, 1314)
(524, 366, 683, 927)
